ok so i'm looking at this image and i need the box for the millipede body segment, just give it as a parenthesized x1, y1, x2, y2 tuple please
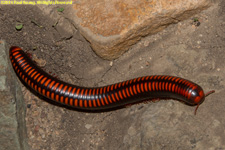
(9, 46, 208, 111)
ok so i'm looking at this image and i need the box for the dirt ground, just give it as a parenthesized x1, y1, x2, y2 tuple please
(1, 1, 225, 150)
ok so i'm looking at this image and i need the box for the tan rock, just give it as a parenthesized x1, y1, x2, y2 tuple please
(72, 0, 211, 60)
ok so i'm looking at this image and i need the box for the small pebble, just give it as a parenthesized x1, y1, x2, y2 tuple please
(128, 126, 136, 136)
(110, 61, 113, 66)
(144, 41, 149, 47)
(197, 41, 201, 44)
(85, 124, 92, 129)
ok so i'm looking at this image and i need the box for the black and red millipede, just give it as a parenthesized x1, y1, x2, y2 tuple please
(9, 46, 215, 113)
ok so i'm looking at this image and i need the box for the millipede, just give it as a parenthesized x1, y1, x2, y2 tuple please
(9, 46, 215, 113)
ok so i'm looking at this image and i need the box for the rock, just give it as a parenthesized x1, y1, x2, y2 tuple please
(0, 41, 28, 150)
(72, 0, 211, 60)
(54, 17, 74, 40)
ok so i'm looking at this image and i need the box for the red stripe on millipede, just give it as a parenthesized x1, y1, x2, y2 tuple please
(23, 64, 30, 70)
(93, 100, 97, 107)
(84, 89, 88, 97)
(80, 89, 85, 98)
(71, 87, 76, 99)
(67, 87, 72, 96)
(38, 87, 41, 94)
(74, 99, 78, 107)
(122, 89, 127, 98)
(89, 89, 92, 96)
(93, 89, 96, 96)
(84, 100, 87, 107)
(101, 98, 105, 106)
(126, 80, 129, 85)
(125, 88, 130, 97)
(118, 91, 123, 99)
(159, 82, 162, 91)
(12, 51, 20, 56)
(144, 82, 148, 92)
(97, 99, 101, 106)
(133, 85, 137, 94)
(37, 75, 44, 83)
(156, 82, 159, 91)
(148, 82, 152, 91)
(129, 86, 134, 96)
(40, 77, 47, 85)
(111, 94, 116, 102)
(103, 87, 106, 94)
(65, 97, 68, 105)
(115, 83, 118, 89)
(107, 86, 110, 92)
(14, 54, 22, 59)
(18, 59, 25, 65)
(137, 84, 141, 93)
(96, 88, 99, 95)
(152, 82, 155, 91)
(100, 87, 103, 95)
(58, 84, 64, 94)
(30, 71, 37, 78)
(89, 100, 92, 107)
(28, 68, 35, 76)
(103, 96, 109, 105)
(60, 95, 64, 103)
(69, 98, 73, 106)
(15, 57, 23, 63)
(75, 89, 81, 102)
(115, 92, 120, 101)
(137, 77, 141, 82)
(172, 84, 175, 92)
(141, 83, 144, 92)
(168, 83, 172, 91)
(111, 84, 114, 91)
(118, 82, 122, 88)
(46, 91, 50, 98)
(162, 82, 165, 91)
(107, 95, 112, 103)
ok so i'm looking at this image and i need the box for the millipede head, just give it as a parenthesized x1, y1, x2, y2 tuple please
(188, 86, 205, 105)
